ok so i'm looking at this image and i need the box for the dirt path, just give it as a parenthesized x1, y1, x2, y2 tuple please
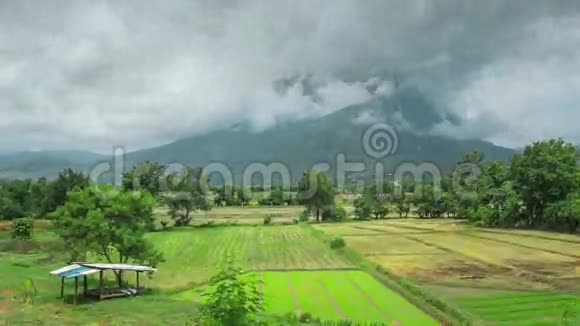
(313, 273, 348, 320)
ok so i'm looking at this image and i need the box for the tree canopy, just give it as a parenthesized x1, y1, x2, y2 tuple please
(296, 170, 335, 222)
(122, 161, 167, 196)
(166, 167, 211, 226)
(52, 186, 163, 270)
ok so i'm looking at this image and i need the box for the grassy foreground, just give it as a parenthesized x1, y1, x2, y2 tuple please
(0, 223, 440, 325)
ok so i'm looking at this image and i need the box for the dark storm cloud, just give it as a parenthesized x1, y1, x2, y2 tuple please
(0, 0, 579, 151)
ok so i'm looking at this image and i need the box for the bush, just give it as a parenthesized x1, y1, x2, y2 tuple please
(11, 218, 33, 241)
(329, 236, 346, 249)
(299, 312, 313, 323)
(200, 262, 262, 325)
(0, 198, 25, 220)
(322, 205, 347, 222)
(263, 215, 272, 225)
(299, 210, 310, 223)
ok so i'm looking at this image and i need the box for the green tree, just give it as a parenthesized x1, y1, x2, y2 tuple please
(394, 196, 411, 218)
(214, 185, 237, 206)
(28, 177, 50, 218)
(440, 192, 457, 218)
(321, 205, 347, 222)
(166, 167, 211, 226)
(11, 218, 33, 240)
(236, 187, 252, 206)
(545, 193, 580, 233)
(0, 197, 25, 220)
(353, 195, 373, 220)
(268, 187, 285, 206)
(354, 182, 393, 220)
(52, 186, 163, 281)
(0, 179, 30, 219)
(44, 169, 89, 214)
(122, 161, 167, 196)
(510, 139, 578, 226)
(0, 178, 51, 219)
(459, 149, 485, 165)
(296, 170, 335, 222)
(415, 183, 444, 218)
(199, 261, 262, 325)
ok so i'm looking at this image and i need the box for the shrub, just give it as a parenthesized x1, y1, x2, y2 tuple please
(0, 198, 25, 220)
(11, 218, 33, 241)
(160, 220, 169, 230)
(299, 210, 310, 223)
(299, 312, 313, 323)
(263, 215, 272, 225)
(200, 262, 262, 325)
(329, 236, 346, 249)
(322, 205, 347, 222)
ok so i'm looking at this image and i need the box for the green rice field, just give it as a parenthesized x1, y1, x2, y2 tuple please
(174, 270, 438, 325)
(453, 291, 578, 325)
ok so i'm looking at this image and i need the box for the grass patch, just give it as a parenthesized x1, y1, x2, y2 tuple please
(174, 270, 438, 325)
(148, 225, 354, 288)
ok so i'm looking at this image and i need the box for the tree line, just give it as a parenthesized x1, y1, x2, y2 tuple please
(2, 137, 578, 232)
(352, 139, 579, 233)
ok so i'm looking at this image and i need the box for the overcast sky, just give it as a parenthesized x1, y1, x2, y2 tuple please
(1, 0, 580, 153)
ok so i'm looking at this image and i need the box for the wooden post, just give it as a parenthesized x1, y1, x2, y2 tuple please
(136, 272, 140, 291)
(83, 275, 87, 295)
(99, 270, 104, 300)
(60, 277, 64, 298)
(118, 270, 123, 288)
(74, 277, 78, 305)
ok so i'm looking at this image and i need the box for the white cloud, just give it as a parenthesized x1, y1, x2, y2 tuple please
(0, 1, 579, 152)
(441, 16, 580, 147)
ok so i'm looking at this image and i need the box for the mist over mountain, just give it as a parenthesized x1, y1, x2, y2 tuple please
(0, 85, 514, 181)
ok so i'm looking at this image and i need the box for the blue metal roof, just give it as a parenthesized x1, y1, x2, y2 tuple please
(50, 264, 100, 278)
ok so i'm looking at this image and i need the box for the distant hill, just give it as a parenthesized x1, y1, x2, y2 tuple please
(124, 87, 515, 183)
(0, 87, 515, 182)
(0, 150, 106, 179)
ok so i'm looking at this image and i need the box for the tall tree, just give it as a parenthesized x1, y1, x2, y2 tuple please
(52, 186, 163, 282)
(354, 182, 393, 220)
(545, 193, 580, 233)
(166, 167, 211, 226)
(236, 187, 252, 206)
(122, 161, 167, 196)
(296, 170, 335, 222)
(510, 139, 578, 226)
(44, 169, 89, 214)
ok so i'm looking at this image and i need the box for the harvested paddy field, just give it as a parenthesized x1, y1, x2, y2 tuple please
(314, 219, 580, 325)
(154, 205, 303, 226)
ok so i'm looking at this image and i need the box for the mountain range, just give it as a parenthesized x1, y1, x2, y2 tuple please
(0, 86, 515, 182)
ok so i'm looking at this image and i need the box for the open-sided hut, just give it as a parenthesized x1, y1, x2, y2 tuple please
(50, 262, 156, 304)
